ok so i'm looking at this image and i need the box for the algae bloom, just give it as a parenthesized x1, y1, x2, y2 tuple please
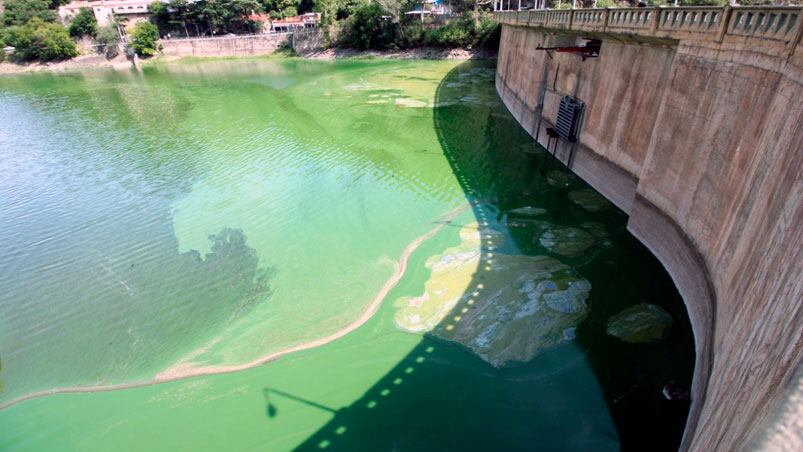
(394, 223, 592, 367)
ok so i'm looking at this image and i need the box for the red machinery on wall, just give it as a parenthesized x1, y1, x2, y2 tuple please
(536, 38, 601, 61)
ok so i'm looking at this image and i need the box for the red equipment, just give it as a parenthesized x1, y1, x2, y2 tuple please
(536, 39, 601, 61)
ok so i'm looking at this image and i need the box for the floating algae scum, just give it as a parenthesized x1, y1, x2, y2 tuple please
(0, 58, 693, 450)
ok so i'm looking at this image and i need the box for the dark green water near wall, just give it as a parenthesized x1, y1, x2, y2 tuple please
(0, 58, 692, 451)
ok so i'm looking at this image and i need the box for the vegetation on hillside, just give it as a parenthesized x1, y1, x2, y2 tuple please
(339, 5, 499, 50)
(0, 0, 78, 61)
(67, 7, 97, 38)
(129, 22, 160, 57)
(1, 0, 58, 26)
(1, 19, 78, 61)
(96, 24, 121, 58)
(149, 0, 266, 37)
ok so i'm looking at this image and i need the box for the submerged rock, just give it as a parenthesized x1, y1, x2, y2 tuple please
(606, 303, 673, 343)
(569, 189, 611, 212)
(507, 206, 547, 217)
(395, 98, 428, 108)
(394, 223, 591, 367)
(538, 227, 596, 257)
(581, 221, 609, 238)
(546, 170, 575, 188)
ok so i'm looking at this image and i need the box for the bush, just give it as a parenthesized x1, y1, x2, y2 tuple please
(341, 3, 397, 50)
(68, 7, 97, 38)
(475, 13, 500, 50)
(422, 13, 499, 49)
(128, 21, 160, 57)
(96, 24, 120, 58)
(3, 18, 78, 61)
(396, 19, 423, 49)
(1, 0, 57, 27)
(594, 0, 617, 7)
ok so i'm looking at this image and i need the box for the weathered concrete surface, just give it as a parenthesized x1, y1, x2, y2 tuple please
(496, 24, 802, 452)
(159, 34, 290, 57)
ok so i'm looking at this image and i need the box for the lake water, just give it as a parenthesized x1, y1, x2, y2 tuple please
(0, 58, 693, 451)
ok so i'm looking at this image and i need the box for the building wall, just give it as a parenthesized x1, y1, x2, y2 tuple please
(159, 34, 290, 57)
(496, 24, 802, 451)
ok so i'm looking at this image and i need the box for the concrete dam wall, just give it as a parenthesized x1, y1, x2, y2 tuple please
(494, 8, 802, 451)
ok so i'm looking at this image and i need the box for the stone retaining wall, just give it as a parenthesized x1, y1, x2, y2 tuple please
(159, 34, 291, 57)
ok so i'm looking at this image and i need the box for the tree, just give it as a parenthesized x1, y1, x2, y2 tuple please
(3, 18, 79, 61)
(343, 3, 398, 50)
(1, 0, 57, 26)
(128, 21, 160, 56)
(67, 7, 97, 38)
(262, 0, 299, 19)
(96, 23, 120, 58)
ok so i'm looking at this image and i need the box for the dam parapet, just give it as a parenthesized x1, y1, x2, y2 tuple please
(492, 6, 802, 452)
(497, 6, 802, 55)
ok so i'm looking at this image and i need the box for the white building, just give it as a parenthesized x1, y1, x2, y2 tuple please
(59, 0, 154, 27)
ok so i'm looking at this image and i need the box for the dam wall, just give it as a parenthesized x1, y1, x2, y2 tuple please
(159, 33, 290, 57)
(494, 8, 802, 451)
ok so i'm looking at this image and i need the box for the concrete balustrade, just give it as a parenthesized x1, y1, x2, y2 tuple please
(655, 7, 725, 41)
(495, 6, 803, 51)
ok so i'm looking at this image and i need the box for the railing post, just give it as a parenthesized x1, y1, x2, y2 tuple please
(603, 8, 611, 33)
(651, 6, 661, 35)
(789, 7, 803, 57)
(717, 5, 732, 43)
(569, 9, 575, 31)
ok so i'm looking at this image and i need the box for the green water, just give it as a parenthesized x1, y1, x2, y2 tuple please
(0, 58, 693, 450)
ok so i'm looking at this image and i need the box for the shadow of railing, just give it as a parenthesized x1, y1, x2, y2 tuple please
(287, 60, 694, 451)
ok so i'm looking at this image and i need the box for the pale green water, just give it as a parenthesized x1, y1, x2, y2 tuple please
(0, 58, 693, 450)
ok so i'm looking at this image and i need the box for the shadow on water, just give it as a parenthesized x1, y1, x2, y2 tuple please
(276, 61, 694, 451)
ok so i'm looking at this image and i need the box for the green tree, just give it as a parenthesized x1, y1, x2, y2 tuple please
(96, 23, 120, 58)
(128, 21, 160, 56)
(67, 7, 97, 38)
(263, 0, 299, 19)
(2, 0, 57, 26)
(3, 18, 78, 61)
(342, 3, 397, 50)
(594, 0, 617, 7)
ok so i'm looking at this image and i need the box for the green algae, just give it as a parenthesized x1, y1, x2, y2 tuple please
(395, 222, 592, 366)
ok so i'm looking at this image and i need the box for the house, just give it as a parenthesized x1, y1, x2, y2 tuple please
(246, 12, 272, 32)
(59, 0, 154, 27)
(270, 13, 320, 33)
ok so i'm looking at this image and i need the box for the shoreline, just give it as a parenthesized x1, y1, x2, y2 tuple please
(0, 46, 496, 75)
(297, 47, 497, 61)
(0, 53, 134, 75)
(0, 204, 468, 411)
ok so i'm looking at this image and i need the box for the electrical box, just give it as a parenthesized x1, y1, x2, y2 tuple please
(555, 96, 584, 142)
